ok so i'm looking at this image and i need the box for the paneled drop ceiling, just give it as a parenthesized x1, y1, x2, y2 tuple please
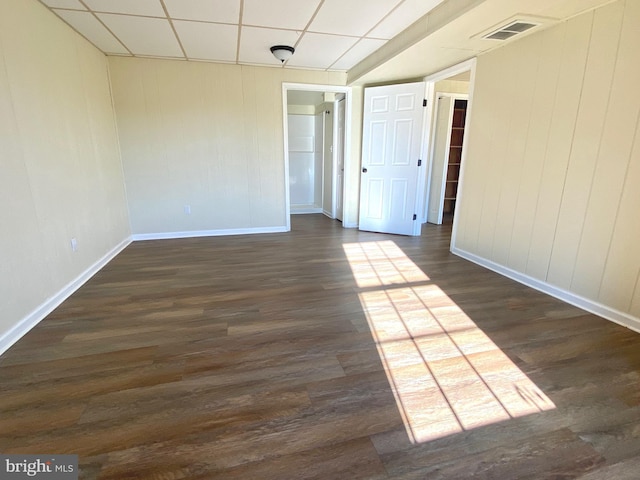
(39, 0, 446, 71)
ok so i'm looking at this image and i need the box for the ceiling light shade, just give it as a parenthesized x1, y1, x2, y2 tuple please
(270, 45, 295, 63)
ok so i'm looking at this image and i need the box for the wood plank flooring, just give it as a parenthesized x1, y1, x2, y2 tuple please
(1, 214, 640, 479)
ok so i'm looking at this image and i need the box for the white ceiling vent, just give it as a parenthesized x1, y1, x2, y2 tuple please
(482, 20, 539, 40)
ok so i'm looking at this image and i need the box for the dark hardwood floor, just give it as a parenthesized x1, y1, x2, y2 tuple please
(1, 214, 639, 479)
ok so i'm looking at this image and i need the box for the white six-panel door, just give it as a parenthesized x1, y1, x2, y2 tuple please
(359, 82, 425, 235)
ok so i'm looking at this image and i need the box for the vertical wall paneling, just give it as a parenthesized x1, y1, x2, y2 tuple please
(109, 57, 346, 236)
(454, 60, 495, 252)
(524, 13, 592, 280)
(474, 44, 519, 261)
(453, 0, 640, 330)
(490, 35, 540, 266)
(599, 113, 640, 313)
(572, 0, 640, 300)
(506, 25, 565, 273)
(597, 0, 640, 314)
(546, 2, 625, 289)
(0, 0, 130, 351)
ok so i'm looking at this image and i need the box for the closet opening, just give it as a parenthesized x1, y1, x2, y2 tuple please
(422, 66, 473, 227)
(282, 83, 351, 231)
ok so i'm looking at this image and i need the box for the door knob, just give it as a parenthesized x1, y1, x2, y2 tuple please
(362, 167, 368, 173)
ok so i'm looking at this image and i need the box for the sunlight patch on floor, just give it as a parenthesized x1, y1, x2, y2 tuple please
(344, 241, 555, 444)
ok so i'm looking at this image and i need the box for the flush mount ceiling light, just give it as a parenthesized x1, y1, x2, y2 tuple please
(270, 45, 295, 63)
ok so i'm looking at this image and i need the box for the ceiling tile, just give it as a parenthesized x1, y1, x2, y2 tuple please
(40, 0, 86, 9)
(83, 0, 165, 17)
(287, 32, 358, 69)
(368, 0, 445, 39)
(309, 0, 401, 37)
(97, 14, 183, 57)
(55, 10, 129, 54)
(174, 21, 237, 61)
(164, 0, 240, 24)
(243, 0, 321, 30)
(330, 38, 386, 70)
(239, 26, 300, 66)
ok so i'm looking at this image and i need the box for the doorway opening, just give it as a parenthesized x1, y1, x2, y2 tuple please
(421, 59, 475, 235)
(427, 93, 469, 225)
(282, 83, 352, 231)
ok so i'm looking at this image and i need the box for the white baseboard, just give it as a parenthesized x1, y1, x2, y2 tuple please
(451, 247, 640, 334)
(291, 208, 323, 215)
(322, 210, 334, 219)
(132, 225, 288, 241)
(0, 237, 132, 358)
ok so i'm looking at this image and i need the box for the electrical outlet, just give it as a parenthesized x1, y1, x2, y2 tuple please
(70, 238, 78, 252)
(184, 205, 191, 215)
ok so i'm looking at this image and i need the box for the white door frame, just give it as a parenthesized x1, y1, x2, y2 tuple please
(429, 92, 469, 225)
(421, 58, 477, 238)
(359, 82, 427, 236)
(333, 95, 346, 220)
(282, 83, 352, 231)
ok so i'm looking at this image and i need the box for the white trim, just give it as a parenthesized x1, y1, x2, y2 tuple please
(418, 81, 434, 223)
(343, 221, 358, 228)
(0, 237, 132, 357)
(452, 246, 640, 334)
(322, 209, 333, 218)
(334, 96, 347, 222)
(424, 58, 477, 83)
(282, 84, 292, 232)
(413, 81, 430, 235)
(451, 61, 477, 249)
(282, 83, 353, 229)
(422, 58, 477, 230)
(331, 98, 339, 219)
(291, 207, 323, 214)
(132, 226, 287, 241)
(430, 92, 469, 225)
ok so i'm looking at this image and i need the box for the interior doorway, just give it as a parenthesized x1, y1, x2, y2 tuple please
(282, 83, 352, 231)
(427, 93, 469, 224)
(421, 60, 475, 232)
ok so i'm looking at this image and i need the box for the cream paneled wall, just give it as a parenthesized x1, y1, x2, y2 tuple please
(434, 80, 469, 95)
(108, 57, 347, 235)
(454, 0, 640, 328)
(0, 0, 130, 347)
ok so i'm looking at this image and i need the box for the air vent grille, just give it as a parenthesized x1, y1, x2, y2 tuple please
(483, 21, 538, 41)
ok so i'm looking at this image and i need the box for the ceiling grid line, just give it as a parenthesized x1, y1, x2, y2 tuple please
(159, 0, 188, 60)
(40, 0, 444, 71)
(326, 0, 405, 70)
(235, 0, 245, 65)
(71, 0, 134, 56)
(37, 0, 600, 77)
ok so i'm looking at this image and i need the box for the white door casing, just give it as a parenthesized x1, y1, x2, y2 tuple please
(359, 82, 426, 236)
(282, 83, 353, 230)
(427, 95, 453, 225)
(335, 97, 345, 221)
(427, 93, 468, 225)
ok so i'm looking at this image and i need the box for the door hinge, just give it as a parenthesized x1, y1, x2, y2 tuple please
(418, 159, 422, 167)
(423, 99, 427, 107)
(413, 214, 417, 220)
